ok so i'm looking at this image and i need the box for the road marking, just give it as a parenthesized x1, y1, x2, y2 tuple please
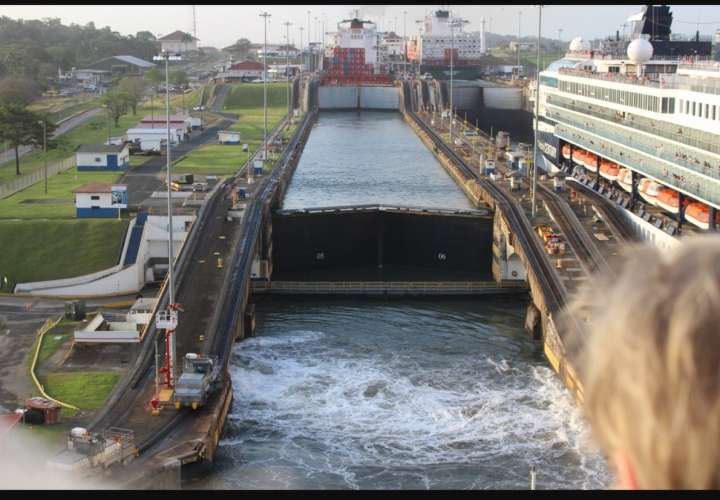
(219, 235, 226, 240)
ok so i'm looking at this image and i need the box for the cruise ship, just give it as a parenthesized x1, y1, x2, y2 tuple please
(533, 4, 718, 245)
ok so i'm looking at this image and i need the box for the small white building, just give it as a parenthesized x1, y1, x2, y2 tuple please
(73, 182, 128, 218)
(76, 144, 129, 172)
(218, 130, 241, 144)
(127, 127, 184, 151)
(73, 297, 157, 344)
(158, 30, 199, 53)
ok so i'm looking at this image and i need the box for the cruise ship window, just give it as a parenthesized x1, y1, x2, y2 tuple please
(705, 104, 710, 119)
(692, 102, 696, 116)
(713, 105, 717, 121)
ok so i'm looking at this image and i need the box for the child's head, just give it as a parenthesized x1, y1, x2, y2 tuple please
(569, 236, 720, 489)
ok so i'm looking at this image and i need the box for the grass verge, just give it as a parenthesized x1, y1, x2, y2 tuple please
(0, 219, 128, 286)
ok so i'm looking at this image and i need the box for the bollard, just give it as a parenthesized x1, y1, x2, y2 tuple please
(530, 465, 537, 490)
(555, 258, 563, 269)
(217, 257, 223, 269)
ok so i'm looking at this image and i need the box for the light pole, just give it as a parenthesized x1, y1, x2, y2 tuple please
(450, 10, 454, 144)
(260, 12, 271, 164)
(284, 21, 292, 117)
(39, 118, 47, 195)
(517, 11, 522, 72)
(531, 6, 542, 218)
(403, 11, 407, 74)
(152, 50, 182, 394)
(299, 26, 304, 76)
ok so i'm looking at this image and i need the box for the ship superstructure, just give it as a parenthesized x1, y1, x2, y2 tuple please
(534, 4, 719, 238)
(323, 17, 393, 84)
(407, 9, 486, 69)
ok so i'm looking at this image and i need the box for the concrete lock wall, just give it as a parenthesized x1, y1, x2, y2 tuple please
(271, 211, 493, 277)
(319, 86, 400, 110)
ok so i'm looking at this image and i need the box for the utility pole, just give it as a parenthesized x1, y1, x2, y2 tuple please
(517, 11, 522, 71)
(531, 5, 542, 218)
(151, 50, 182, 404)
(40, 118, 47, 195)
(450, 9, 454, 144)
(299, 26, 304, 77)
(403, 11, 408, 74)
(557, 28, 563, 42)
(260, 12, 271, 163)
(284, 21, 292, 117)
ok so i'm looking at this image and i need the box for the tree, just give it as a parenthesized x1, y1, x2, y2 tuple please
(101, 89, 131, 126)
(0, 77, 40, 106)
(169, 69, 189, 89)
(144, 67, 163, 94)
(118, 76, 147, 115)
(0, 104, 56, 175)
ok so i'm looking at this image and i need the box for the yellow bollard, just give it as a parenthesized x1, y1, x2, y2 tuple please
(217, 256, 223, 269)
(555, 258, 563, 269)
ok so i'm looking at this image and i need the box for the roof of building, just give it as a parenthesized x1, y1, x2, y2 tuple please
(158, 30, 199, 42)
(230, 60, 264, 70)
(135, 123, 187, 130)
(73, 182, 126, 194)
(25, 397, 60, 410)
(76, 144, 127, 153)
(85, 55, 155, 70)
(140, 114, 190, 123)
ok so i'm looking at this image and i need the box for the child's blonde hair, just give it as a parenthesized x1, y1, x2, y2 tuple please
(568, 236, 720, 489)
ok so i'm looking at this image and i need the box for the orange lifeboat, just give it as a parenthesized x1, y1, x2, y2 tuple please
(638, 178, 662, 206)
(599, 160, 620, 181)
(572, 149, 585, 166)
(616, 168, 632, 193)
(561, 144, 571, 160)
(684, 201, 720, 230)
(584, 152, 598, 173)
(656, 187, 680, 214)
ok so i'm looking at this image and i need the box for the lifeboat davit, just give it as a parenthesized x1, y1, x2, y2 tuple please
(616, 168, 633, 193)
(599, 160, 620, 181)
(638, 178, 662, 206)
(685, 201, 720, 230)
(561, 144, 571, 160)
(584, 152, 598, 173)
(656, 187, 680, 214)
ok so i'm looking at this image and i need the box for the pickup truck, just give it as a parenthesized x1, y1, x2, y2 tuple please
(174, 353, 221, 410)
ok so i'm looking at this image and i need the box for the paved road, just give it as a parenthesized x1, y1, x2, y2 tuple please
(0, 107, 104, 165)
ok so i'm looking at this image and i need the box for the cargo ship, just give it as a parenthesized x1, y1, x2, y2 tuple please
(532, 4, 719, 244)
(322, 17, 393, 86)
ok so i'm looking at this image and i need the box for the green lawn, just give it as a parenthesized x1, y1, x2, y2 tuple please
(174, 144, 247, 176)
(174, 82, 289, 177)
(42, 371, 120, 415)
(0, 219, 127, 287)
(0, 169, 122, 219)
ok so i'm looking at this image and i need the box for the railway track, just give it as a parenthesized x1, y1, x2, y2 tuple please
(535, 182, 612, 277)
(565, 176, 639, 244)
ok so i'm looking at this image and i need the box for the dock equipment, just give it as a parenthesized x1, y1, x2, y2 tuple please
(47, 427, 137, 472)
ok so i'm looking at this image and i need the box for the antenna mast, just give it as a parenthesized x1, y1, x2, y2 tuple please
(192, 5, 198, 43)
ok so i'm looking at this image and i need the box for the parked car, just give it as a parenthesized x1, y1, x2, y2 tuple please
(423, 73, 433, 80)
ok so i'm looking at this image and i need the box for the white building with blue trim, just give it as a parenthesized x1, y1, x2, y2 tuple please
(76, 144, 130, 171)
(73, 182, 128, 218)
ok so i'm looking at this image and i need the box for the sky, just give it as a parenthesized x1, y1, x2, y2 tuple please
(1, 4, 719, 49)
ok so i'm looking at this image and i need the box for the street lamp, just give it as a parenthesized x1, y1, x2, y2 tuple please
(517, 11, 522, 72)
(284, 21, 293, 118)
(38, 118, 47, 195)
(152, 51, 182, 308)
(260, 12, 271, 165)
(531, 5, 543, 218)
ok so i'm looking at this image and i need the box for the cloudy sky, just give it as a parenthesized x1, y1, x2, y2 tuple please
(1, 4, 718, 48)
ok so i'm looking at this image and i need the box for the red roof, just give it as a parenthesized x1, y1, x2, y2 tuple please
(230, 60, 264, 71)
(73, 182, 126, 194)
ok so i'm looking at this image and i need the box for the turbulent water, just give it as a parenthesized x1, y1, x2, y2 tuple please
(282, 111, 472, 210)
(195, 298, 611, 490)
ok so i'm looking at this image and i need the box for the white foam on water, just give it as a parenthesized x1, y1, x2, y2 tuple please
(218, 320, 611, 489)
